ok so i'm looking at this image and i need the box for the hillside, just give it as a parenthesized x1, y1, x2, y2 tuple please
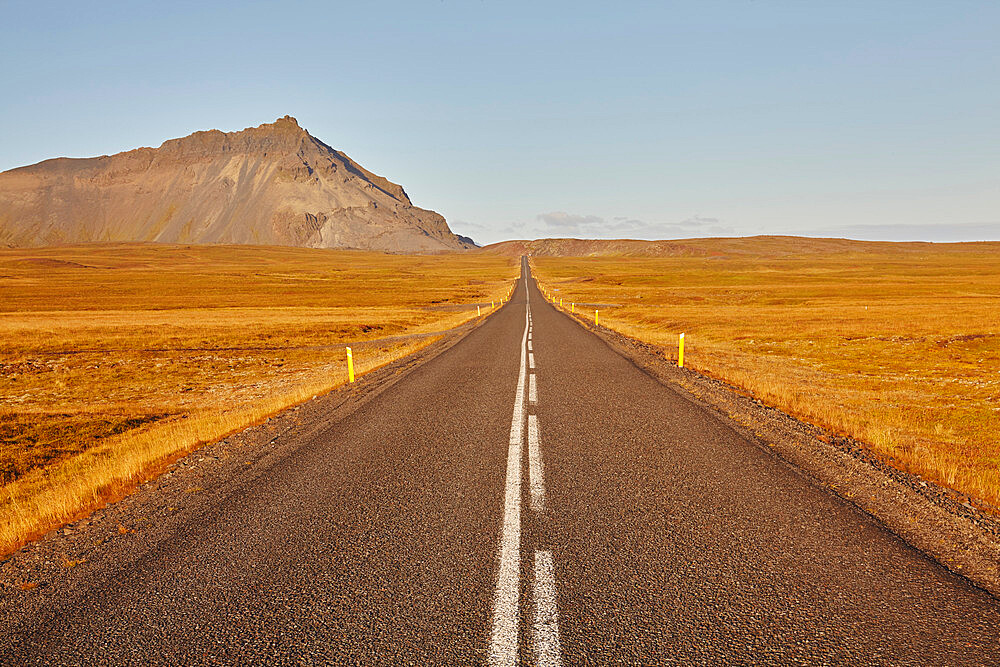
(481, 236, 999, 258)
(0, 116, 473, 252)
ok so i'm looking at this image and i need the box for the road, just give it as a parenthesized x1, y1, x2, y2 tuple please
(3, 258, 999, 664)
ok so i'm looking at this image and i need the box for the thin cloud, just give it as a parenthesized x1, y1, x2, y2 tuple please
(451, 219, 490, 231)
(536, 211, 606, 230)
(802, 221, 1000, 242)
(535, 211, 734, 239)
(450, 218, 532, 245)
(678, 215, 720, 227)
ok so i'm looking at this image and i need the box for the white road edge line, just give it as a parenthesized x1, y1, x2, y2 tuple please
(529, 373, 537, 404)
(527, 414, 545, 511)
(529, 351, 535, 369)
(488, 290, 530, 667)
(533, 550, 562, 667)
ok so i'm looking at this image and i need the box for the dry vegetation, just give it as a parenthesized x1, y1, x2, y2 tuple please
(531, 239, 1000, 509)
(1, 243, 517, 554)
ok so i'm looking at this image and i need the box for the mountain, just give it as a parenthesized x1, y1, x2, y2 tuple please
(0, 116, 474, 252)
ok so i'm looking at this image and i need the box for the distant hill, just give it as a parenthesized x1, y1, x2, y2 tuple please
(481, 236, 999, 258)
(0, 116, 474, 252)
(480, 238, 708, 257)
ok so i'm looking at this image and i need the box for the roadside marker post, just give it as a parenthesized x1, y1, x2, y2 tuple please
(492, 300, 495, 309)
(478, 305, 481, 316)
(346, 346, 355, 383)
(559, 298, 562, 307)
(595, 309, 599, 327)
(571, 302, 575, 313)
(678, 333, 685, 368)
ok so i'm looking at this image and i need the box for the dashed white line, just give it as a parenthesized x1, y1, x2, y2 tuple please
(533, 550, 562, 667)
(491, 268, 562, 666)
(527, 414, 545, 511)
(488, 302, 530, 667)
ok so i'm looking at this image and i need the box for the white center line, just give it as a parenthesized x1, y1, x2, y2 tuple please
(492, 265, 562, 666)
(533, 550, 562, 667)
(527, 414, 545, 511)
(489, 298, 530, 667)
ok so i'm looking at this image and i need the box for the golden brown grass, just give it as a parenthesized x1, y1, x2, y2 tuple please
(531, 240, 1000, 509)
(1, 243, 517, 555)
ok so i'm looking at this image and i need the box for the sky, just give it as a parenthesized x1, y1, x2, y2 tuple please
(2, 0, 998, 245)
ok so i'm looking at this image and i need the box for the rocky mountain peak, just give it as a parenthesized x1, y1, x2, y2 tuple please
(272, 114, 303, 130)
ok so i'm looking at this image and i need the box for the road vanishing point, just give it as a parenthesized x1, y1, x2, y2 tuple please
(3, 259, 999, 665)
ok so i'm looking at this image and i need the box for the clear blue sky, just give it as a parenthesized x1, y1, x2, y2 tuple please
(3, 1, 998, 244)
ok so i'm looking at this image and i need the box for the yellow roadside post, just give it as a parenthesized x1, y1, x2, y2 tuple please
(678, 333, 685, 368)
(477, 305, 481, 316)
(571, 302, 575, 313)
(559, 298, 563, 307)
(346, 346, 355, 383)
(492, 300, 495, 309)
(595, 309, 599, 326)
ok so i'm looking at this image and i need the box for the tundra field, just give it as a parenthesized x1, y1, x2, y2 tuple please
(0, 244, 518, 555)
(529, 237, 1000, 511)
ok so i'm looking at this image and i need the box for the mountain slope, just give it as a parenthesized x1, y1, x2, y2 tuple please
(0, 116, 473, 252)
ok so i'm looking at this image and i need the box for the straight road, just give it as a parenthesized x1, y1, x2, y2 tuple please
(3, 258, 999, 664)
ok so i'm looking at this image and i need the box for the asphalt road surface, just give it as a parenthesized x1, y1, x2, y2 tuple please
(4, 258, 999, 665)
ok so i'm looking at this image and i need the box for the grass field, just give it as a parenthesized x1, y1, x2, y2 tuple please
(531, 238, 1000, 511)
(0, 244, 518, 555)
